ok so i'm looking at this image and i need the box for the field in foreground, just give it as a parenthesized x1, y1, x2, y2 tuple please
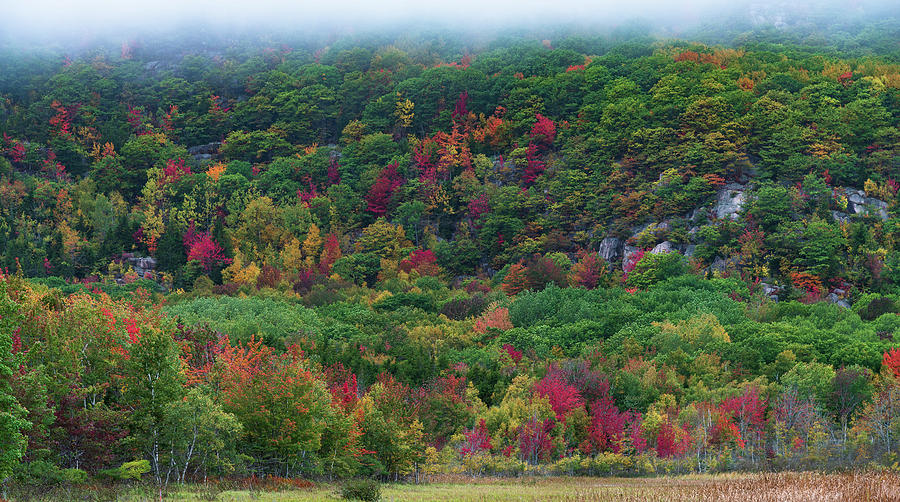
(57, 472, 895, 502)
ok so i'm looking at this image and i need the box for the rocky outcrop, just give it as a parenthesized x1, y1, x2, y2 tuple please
(598, 237, 622, 263)
(125, 255, 157, 278)
(826, 292, 851, 309)
(710, 256, 741, 274)
(759, 282, 784, 301)
(831, 211, 850, 224)
(845, 189, 888, 221)
(187, 142, 222, 161)
(714, 183, 747, 220)
(650, 241, 677, 255)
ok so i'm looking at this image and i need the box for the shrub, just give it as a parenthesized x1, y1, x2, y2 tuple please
(341, 479, 381, 501)
(14, 461, 82, 485)
(96, 460, 150, 481)
(61, 468, 89, 484)
(858, 296, 898, 321)
(440, 295, 488, 320)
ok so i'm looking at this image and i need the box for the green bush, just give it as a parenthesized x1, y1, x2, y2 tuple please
(15, 461, 67, 485)
(61, 468, 89, 483)
(341, 479, 381, 501)
(96, 460, 150, 481)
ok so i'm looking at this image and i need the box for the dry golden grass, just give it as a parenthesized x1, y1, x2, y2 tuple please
(21, 472, 889, 501)
(187, 471, 900, 502)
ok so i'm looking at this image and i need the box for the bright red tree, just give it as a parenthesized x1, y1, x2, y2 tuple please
(183, 225, 231, 272)
(534, 375, 584, 419)
(365, 162, 404, 216)
(522, 143, 546, 186)
(588, 394, 631, 453)
(882, 348, 900, 379)
(529, 113, 556, 150)
(460, 419, 492, 455)
(518, 417, 554, 464)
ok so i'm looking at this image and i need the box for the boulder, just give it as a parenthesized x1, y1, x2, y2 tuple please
(848, 193, 889, 221)
(831, 211, 849, 224)
(710, 256, 740, 274)
(650, 241, 676, 255)
(759, 282, 784, 301)
(710, 257, 727, 272)
(683, 244, 696, 257)
(826, 292, 851, 308)
(629, 223, 651, 238)
(760, 282, 779, 295)
(847, 190, 866, 205)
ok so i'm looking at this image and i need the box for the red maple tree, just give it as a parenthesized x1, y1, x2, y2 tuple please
(365, 162, 403, 216)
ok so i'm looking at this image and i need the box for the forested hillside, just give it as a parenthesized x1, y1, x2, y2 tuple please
(1, 18, 900, 491)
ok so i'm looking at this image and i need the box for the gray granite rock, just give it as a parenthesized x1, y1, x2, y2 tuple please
(128, 256, 157, 278)
(650, 241, 676, 255)
(598, 237, 622, 263)
(714, 184, 746, 220)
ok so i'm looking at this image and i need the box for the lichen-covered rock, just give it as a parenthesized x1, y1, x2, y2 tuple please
(826, 292, 851, 308)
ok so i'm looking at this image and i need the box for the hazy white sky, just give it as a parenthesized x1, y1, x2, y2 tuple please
(8, 0, 711, 26)
(1, 0, 890, 42)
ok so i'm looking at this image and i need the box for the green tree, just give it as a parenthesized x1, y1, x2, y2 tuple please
(0, 281, 29, 483)
(122, 323, 185, 485)
(161, 388, 243, 483)
(626, 252, 686, 289)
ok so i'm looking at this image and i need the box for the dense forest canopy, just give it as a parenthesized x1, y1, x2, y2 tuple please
(0, 2, 900, 490)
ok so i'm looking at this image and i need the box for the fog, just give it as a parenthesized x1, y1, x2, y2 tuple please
(2, 0, 896, 46)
